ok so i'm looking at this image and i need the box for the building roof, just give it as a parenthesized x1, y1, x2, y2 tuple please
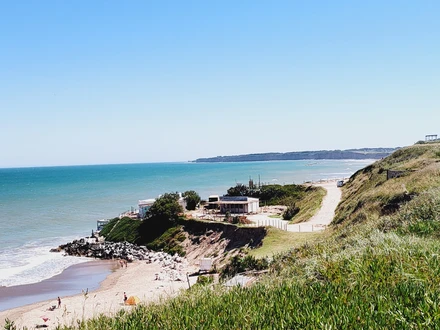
(138, 198, 156, 205)
(207, 196, 259, 205)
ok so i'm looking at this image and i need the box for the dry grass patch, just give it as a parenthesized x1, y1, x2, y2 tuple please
(249, 227, 323, 259)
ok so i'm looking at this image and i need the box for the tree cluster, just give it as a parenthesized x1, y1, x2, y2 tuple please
(146, 192, 183, 223)
(182, 190, 201, 210)
(227, 183, 309, 205)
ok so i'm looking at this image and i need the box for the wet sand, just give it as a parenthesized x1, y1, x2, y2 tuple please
(0, 260, 197, 329)
(0, 260, 118, 312)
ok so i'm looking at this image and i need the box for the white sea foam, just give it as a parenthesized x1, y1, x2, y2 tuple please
(0, 237, 90, 287)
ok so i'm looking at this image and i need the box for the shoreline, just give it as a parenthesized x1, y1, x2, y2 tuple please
(0, 258, 198, 329)
(0, 259, 118, 313)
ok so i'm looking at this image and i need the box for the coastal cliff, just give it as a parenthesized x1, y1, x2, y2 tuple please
(193, 147, 398, 162)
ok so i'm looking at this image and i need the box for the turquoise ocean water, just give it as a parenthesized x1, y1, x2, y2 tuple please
(0, 160, 373, 287)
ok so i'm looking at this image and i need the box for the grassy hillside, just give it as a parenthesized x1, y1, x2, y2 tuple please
(291, 186, 326, 223)
(10, 143, 440, 329)
(334, 143, 440, 227)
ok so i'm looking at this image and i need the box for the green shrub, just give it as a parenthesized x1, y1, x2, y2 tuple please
(183, 190, 201, 210)
(98, 217, 119, 236)
(100, 217, 142, 243)
(146, 226, 186, 256)
(145, 192, 183, 223)
(282, 203, 300, 220)
(196, 275, 214, 286)
(379, 188, 440, 237)
(226, 183, 310, 206)
(221, 254, 269, 278)
(3, 319, 16, 330)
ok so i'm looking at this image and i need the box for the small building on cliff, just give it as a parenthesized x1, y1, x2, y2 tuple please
(425, 134, 438, 142)
(138, 198, 156, 218)
(208, 196, 259, 214)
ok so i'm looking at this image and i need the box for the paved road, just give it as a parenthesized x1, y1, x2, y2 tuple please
(248, 181, 342, 232)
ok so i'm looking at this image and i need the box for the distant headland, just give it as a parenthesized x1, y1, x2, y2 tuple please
(193, 148, 399, 163)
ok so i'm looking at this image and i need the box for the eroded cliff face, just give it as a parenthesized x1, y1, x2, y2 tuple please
(181, 220, 267, 268)
(56, 220, 267, 272)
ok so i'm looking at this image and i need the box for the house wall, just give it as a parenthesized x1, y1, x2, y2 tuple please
(178, 197, 187, 210)
(215, 196, 260, 214)
(248, 200, 259, 213)
(220, 203, 247, 214)
(220, 202, 260, 214)
(139, 205, 151, 218)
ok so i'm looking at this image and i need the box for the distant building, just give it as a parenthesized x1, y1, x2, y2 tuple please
(425, 134, 438, 142)
(97, 219, 110, 231)
(177, 192, 187, 210)
(208, 196, 259, 214)
(207, 195, 220, 209)
(138, 198, 156, 218)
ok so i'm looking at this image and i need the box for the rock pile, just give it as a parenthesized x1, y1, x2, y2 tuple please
(58, 239, 146, 260)
(53, 237, 190, 282)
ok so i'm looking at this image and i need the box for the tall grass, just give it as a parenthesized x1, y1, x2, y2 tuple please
(291, 186, 326, 223)
(380, 188, 440, 237)
(334, 144, 440, 227)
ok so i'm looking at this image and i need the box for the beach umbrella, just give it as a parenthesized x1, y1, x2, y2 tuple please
(125, 296, 140, 305)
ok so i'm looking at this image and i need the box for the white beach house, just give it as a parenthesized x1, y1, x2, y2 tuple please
(177, 192, 187, 210)
(208, 196, 259, 214)
(138, 198, 156, 218)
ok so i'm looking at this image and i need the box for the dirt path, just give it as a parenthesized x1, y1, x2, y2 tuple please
(286, 181, 341, 232)
(248, 181, 342, 232)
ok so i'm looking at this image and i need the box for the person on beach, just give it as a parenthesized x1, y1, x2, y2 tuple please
(57, 296, 61, 308)
(124, 292, 127, 304)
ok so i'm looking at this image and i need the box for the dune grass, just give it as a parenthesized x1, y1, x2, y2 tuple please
(334, 143, 440, 227)
(291, 186, 326, 223)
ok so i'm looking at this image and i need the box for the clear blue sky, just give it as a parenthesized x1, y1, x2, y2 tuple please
(1, 1, 439, 167)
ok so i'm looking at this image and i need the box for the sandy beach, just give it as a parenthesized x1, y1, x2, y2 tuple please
(0, 259, 198, 329)
(0, 260, 118, 313)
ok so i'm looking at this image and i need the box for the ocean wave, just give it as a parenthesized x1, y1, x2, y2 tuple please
(0, 236, 90, 287)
